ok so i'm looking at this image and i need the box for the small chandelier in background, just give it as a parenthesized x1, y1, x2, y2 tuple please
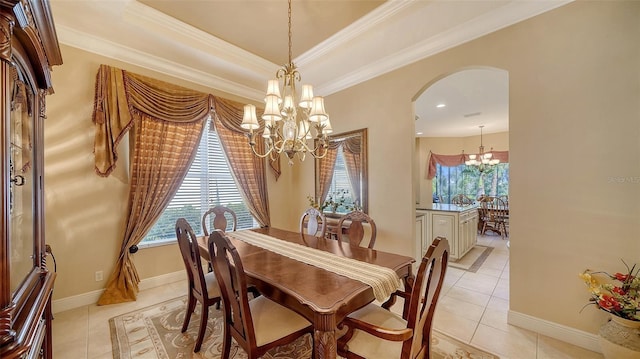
(241, 0, 332, 165)
(464, 125, 499, 172)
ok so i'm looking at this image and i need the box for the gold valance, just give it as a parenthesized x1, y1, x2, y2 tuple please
(92, 64, 280, 179)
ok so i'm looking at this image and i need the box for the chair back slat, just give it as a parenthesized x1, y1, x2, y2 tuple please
(337, 211, 377, 249)
(202, 205, 238, 235)
(208, 230, 256, 349)
(300, 207, 327, 238)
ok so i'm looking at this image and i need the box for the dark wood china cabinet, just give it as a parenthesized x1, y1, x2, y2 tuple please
(0, 0, 61, 358)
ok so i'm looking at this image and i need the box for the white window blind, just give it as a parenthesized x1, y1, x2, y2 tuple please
(326, 146, 356, 213)
(142, 120, 257, 245)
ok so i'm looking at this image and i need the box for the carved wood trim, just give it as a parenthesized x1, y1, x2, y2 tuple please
(0, 57, 12, 348)
(313, 313, 337, 359)
(37, 88, 44, 119)
(5, 0, 61, 91)
(0, 302, 16, 347)
(0, 14, 13, 63)
(314, 329, 337, 359)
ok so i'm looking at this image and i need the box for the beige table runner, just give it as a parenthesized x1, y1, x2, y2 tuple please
(229, 230, 402, 302)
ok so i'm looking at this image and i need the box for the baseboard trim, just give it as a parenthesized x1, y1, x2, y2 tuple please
(52, 288, 103, 314)
(138, 270, 186, 292)
(52, 270, 186, 314)
(508, 310, 601, 353)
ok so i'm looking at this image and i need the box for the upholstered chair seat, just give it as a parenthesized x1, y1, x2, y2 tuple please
(249, 295, 311, 347)
(340, 304, 407, 358)
(203, 272, 220, 298)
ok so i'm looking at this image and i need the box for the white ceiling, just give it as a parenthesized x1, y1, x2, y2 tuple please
(50, 0, 570, 137)
(415, 68, 509, 137)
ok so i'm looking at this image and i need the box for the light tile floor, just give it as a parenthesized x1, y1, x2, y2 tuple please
(52, 234, 603, 359)
(432, 234, 603, 359)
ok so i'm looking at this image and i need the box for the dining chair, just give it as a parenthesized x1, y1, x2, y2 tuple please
(337, 237, 450, 359)
(476, 195, 492, 233)
(299, 207, 327, 238)
(498, 195, 509, 206)
(207, 230, 314, 359)
(175, 218, 221, 353)
(479, 196, 508, 239)
(337, 211, 377, 249)
(202, 205, 238, 235)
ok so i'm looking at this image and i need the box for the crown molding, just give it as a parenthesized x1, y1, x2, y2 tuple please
(56, 24, 264, 101)
(54, 0, 572, 100)
(314, 0, 573, 95)
(123, 1, 277, 77)
(295, 0, 414, 67)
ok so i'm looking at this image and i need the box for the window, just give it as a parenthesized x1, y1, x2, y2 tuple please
(433, 163, 509, 204)
(326, 147, 356, 213)
(142, 120, 257, 245)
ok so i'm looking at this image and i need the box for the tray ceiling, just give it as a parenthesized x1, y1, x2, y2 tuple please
(50, 0, 571, 136)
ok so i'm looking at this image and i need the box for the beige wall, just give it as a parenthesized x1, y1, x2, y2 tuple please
(505, 2, 638, 332)
(296, 0, 639, 335)
(44, 0, 639, 339)
(415, 132, 509, 207)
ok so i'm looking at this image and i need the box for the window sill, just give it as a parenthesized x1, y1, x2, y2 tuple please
(138, 238, 177, 249)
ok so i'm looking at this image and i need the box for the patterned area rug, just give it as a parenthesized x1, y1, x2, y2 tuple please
(448, 245, 493, 273)
(110, 296, 499, 359)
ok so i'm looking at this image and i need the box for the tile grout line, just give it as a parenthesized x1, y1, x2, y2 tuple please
(85, 304, 90, 358)
(463, 235, 510, 353)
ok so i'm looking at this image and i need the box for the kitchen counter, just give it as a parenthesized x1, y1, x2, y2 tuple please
(416, 204, 478, 260)
(417, 203, 478, 212)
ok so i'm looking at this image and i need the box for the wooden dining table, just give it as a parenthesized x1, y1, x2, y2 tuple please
(196, 226, 415, 359)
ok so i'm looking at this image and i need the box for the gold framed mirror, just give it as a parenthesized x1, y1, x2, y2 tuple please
(314, 128, 368, 215)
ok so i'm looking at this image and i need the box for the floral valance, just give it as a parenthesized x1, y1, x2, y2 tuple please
(426, 150, 509, 180)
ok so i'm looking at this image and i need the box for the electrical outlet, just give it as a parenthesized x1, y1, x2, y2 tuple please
(95, 271, 104, 282)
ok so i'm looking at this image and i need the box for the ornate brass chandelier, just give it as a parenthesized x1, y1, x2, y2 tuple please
(465, 125, 499, 172)
(241, 0, 331, 165)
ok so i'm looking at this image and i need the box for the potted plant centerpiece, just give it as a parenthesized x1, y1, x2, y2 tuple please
(580, 261, 640, 359)
(307, 190, 356, 215)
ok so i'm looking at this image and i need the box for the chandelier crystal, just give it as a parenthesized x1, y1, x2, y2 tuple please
(465, 125, 499, 172)
(241, 0, 331, 165)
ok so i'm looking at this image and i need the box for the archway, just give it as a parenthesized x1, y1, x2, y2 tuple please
(413, 67, 509, 207)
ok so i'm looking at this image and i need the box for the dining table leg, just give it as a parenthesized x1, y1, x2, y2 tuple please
(402, 274, 416, 318)
(313, 313, 337, 359)
(381, 294, 397, 310)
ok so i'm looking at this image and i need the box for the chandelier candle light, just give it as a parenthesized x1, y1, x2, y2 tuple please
(241, 0, 332, 165)
(464, 125, 499, 171)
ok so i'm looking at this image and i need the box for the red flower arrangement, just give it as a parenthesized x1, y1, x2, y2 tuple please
(580, 260, 640, 321)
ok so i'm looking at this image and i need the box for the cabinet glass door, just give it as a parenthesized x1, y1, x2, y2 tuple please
(9, 66, 35, 294)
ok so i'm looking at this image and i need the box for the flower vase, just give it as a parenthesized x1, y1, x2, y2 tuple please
(599, 315, 640, 359)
